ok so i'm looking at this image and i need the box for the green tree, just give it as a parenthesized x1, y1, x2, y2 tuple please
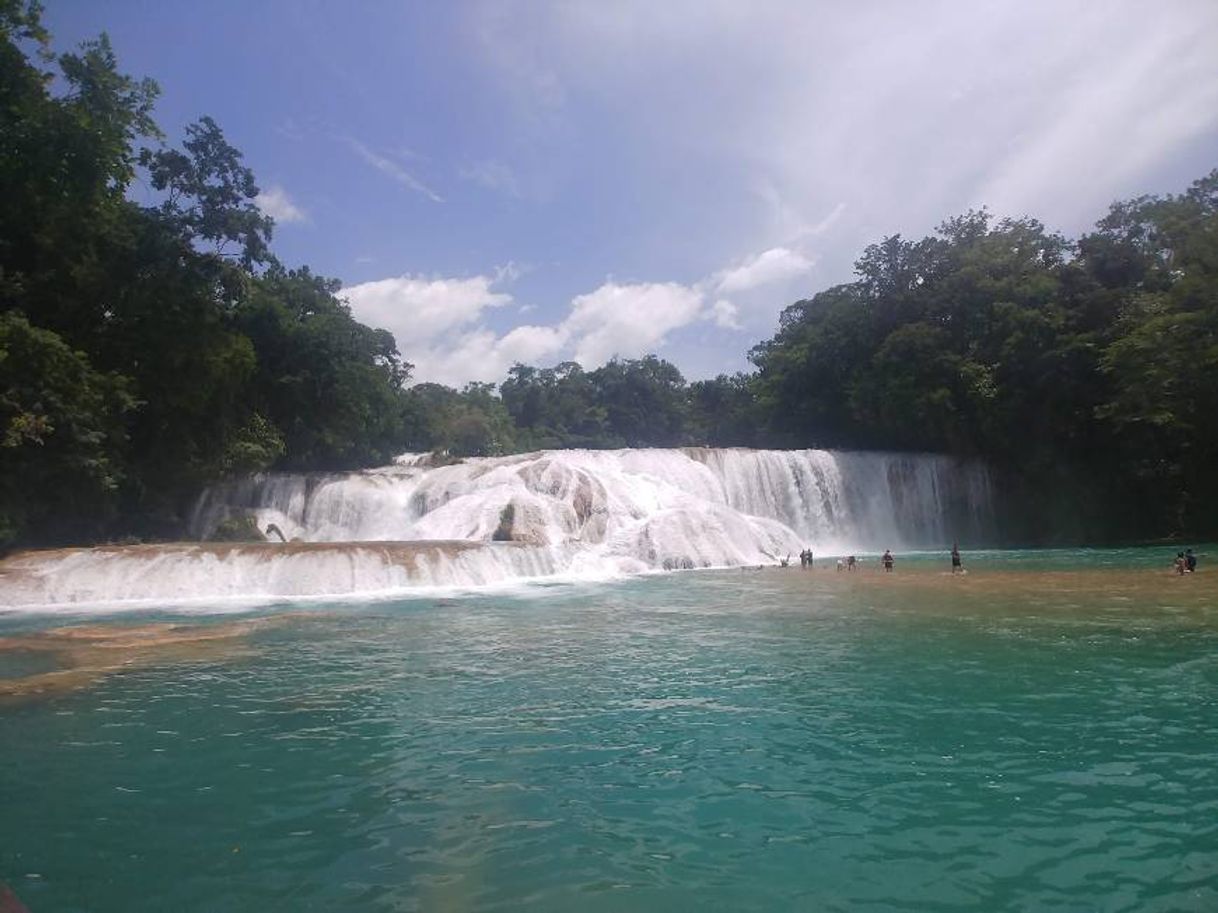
(140, 116, 273, 268)
(237, 266, 412, 469)
(589, 356, 688, 447)
(686, 373, 759, 446)
(430, 382, 516, 457)
(500, 361, 609, 448)
(0, 312, 134, 545)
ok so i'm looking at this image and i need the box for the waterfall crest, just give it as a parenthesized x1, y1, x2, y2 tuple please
(3, 447, 993, 609)
(191, 447, 992, 555)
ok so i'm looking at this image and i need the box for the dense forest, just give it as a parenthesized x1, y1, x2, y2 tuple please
(749, 189, 1218, 541)
(2, 3, 1216, 549)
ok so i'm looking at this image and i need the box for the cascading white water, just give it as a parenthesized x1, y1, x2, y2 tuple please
(192, 447, 992, 553)
(0, 541, 567, 609)
(1, 448, 993, 609)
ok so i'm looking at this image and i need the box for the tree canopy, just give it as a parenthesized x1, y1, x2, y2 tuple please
(748, 181, 1218, 540)
(0, 3, 414, 545)
(3, 1, 1216, 548)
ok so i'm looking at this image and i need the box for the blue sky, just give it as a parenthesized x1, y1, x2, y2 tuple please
(45, 1, 1218, 387)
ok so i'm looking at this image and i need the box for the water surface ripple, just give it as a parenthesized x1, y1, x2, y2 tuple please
(2, 558, 1217, 911)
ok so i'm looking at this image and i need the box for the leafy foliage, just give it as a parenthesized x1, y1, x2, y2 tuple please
(0, 8, 415, 546)
(499, 357, 699, 450)
(140, 115, 272, 267)
(0, 312, 134, 544)
(749, 180, 1218, 540)
(2, 2, 1216, 548)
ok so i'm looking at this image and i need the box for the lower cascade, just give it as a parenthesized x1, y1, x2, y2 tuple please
(2, 447, 993, 608)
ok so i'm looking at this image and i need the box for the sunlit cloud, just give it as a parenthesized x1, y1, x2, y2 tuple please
(411, 325, 569, 387)
(562, 281, 705, 366)
(336, 0, 1218, 386)
(709, 299, 741, 330)
(714, 247, 814, 294)
(342, 274, 510, 342)
(255, 185, 307, 224)
(344, 243, 821, 385)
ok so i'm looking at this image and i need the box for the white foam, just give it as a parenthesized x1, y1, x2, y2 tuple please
(3, 447, 993, 610)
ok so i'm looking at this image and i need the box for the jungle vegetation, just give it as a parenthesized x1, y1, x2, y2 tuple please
(2, 2, 1215, 547)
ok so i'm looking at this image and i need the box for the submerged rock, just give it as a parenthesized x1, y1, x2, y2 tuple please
(206, 513, 265, 543)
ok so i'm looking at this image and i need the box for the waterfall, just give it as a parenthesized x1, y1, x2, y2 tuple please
(2, 448, 993, 609)
(0, 542, 567, 609)
(191, 447, 993, 553)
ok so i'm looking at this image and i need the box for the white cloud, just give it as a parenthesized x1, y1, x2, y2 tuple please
(255, 185, 307, 224)
(343, 274, 511, 342)
(344, 250, 799, 385)
(411, 324, 569, 387)
(325, 4, 1218, 390)
(709, 299, 741, 330)
(499, 323, 569, 360)
(343, 272, 707, 385)
(714, 247, 814, 294)
(344, 272, 544, 385)
(562, 281, 705, 366)
(346, 138, 444, 203)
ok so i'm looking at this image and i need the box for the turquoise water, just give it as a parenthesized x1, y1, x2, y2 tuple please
(2, 551, 1217, 911)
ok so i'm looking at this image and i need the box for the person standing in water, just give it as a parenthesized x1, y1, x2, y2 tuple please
(1185, 549, 1197, 573)
(950, 542, 962, 574)
(882, 549, 894, 572)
